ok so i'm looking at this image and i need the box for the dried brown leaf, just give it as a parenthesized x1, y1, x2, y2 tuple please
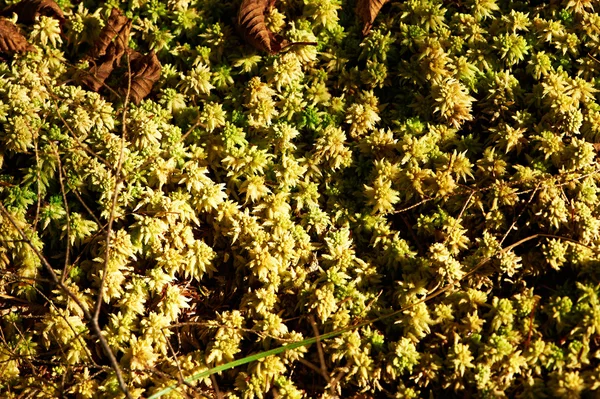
(111, 19, 132, 67)
(356, 0, 389, 35)
(237, 0, 290, 54)
(125, 51, 161, 105)
(0, 17, 33, 53)
(87, 7, 130, 60)
(81, 45, 120, 92)
(80, 8, 132, 92)
(0, 0, 64, 25)
(126, 48, 144, 64)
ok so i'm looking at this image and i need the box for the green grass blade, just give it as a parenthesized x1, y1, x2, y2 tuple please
(148, 285, 452, 399)
(147, 327, 348, 399)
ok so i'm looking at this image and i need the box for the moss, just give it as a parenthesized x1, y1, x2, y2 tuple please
(1, 0, 600, 397)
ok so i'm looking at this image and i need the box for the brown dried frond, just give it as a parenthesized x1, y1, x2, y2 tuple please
(0, 0, 64, 25)
(237, 0, 290, 54)
(356, 0, 389, 35)
(0, 17, 34, 53)
(125, 51, 161, 105)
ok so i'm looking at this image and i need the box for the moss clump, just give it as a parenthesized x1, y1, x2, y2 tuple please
(1, 0, 600, 397)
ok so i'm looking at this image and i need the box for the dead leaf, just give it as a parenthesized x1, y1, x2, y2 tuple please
(110, 19, 131, 67)
(87, 7, 130, 60)
(124, 51, 161, 105)
(81, 8, 132, 92)
(0, 0, 64, 25)
(126, 48, 144, 64)
(237, 0, 290, 54)
(356, 0, 389, 35)
(0, 17, 34, 53)
(81, 44, 120, 92)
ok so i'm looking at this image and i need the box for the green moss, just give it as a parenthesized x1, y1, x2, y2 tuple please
(1, 0, 600, 397)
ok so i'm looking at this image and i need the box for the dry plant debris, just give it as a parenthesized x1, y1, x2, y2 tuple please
(237, 0, 291, 54)
(126, 50, 161, 104)
(80, 7, 158, 101)
(0, 17, 33, 53)
(86, 7, 130, 60)
(0, 0, 64, 24)
(356, 0, 389, 35)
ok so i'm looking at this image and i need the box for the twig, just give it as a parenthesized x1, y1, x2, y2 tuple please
(399, 213, 423, 253)
(0, 200, 132, 399)
(7, 323, 40, 377)
(393, 197, 434, 214)
(445, 190, 474, 242)
(42, 81, 113, 169)
(149, 282, 454, 399)
(18, 116, 45, 229)
(90, 24, 134, 399)
(93, 21, 133, 314)
(69, 222, 110, 267)
(32, 284, 95, 365)
(33, 135, 42, 229)
(499, 182, 540, 248)
(327, 368, 346, 397)
(161, 329, 196, 399)
(393, 164, 600, 216)
(308, 315, 330, 383)
(524, 296, 539, 349)
(1, 204, 83, 309)
(168, 321, 299, 343)
(150, 224, 600, 399)
(36, 137, 104, 231)
(296, 357, 324, 377)
(209, 374, 222, 399)
(64, 181, 104, 228)
(51, 143, 72, 283)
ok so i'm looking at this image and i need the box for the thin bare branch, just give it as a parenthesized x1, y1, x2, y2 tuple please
(93, 27, 133, 320)
(90, 25, 134, 399)
(308, 315, 330, 383)
(42, 77, 113, 169)
(31, 284, 95, 365)
(499, 182, 540, 247)
(33, 138, 42, 229)
(0, 203, 132, 399)
(161, 330, 194, 399)
(51, 143, 72, 283)
(296, 357, 324, 376)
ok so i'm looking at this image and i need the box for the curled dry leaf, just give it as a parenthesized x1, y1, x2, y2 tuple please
(124, 51, 161, 105)
(81, 8, 132, 92)
(81, 45, 120, 92)
(356, 0, 389, 35)
(0, 0, 64, 25)
(237, 0, 290, 54)
(125, 47, 144, 64)
(87, 7, 130, 60)
(0, 17, 34, 53)
(109, 18, 131, 67)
